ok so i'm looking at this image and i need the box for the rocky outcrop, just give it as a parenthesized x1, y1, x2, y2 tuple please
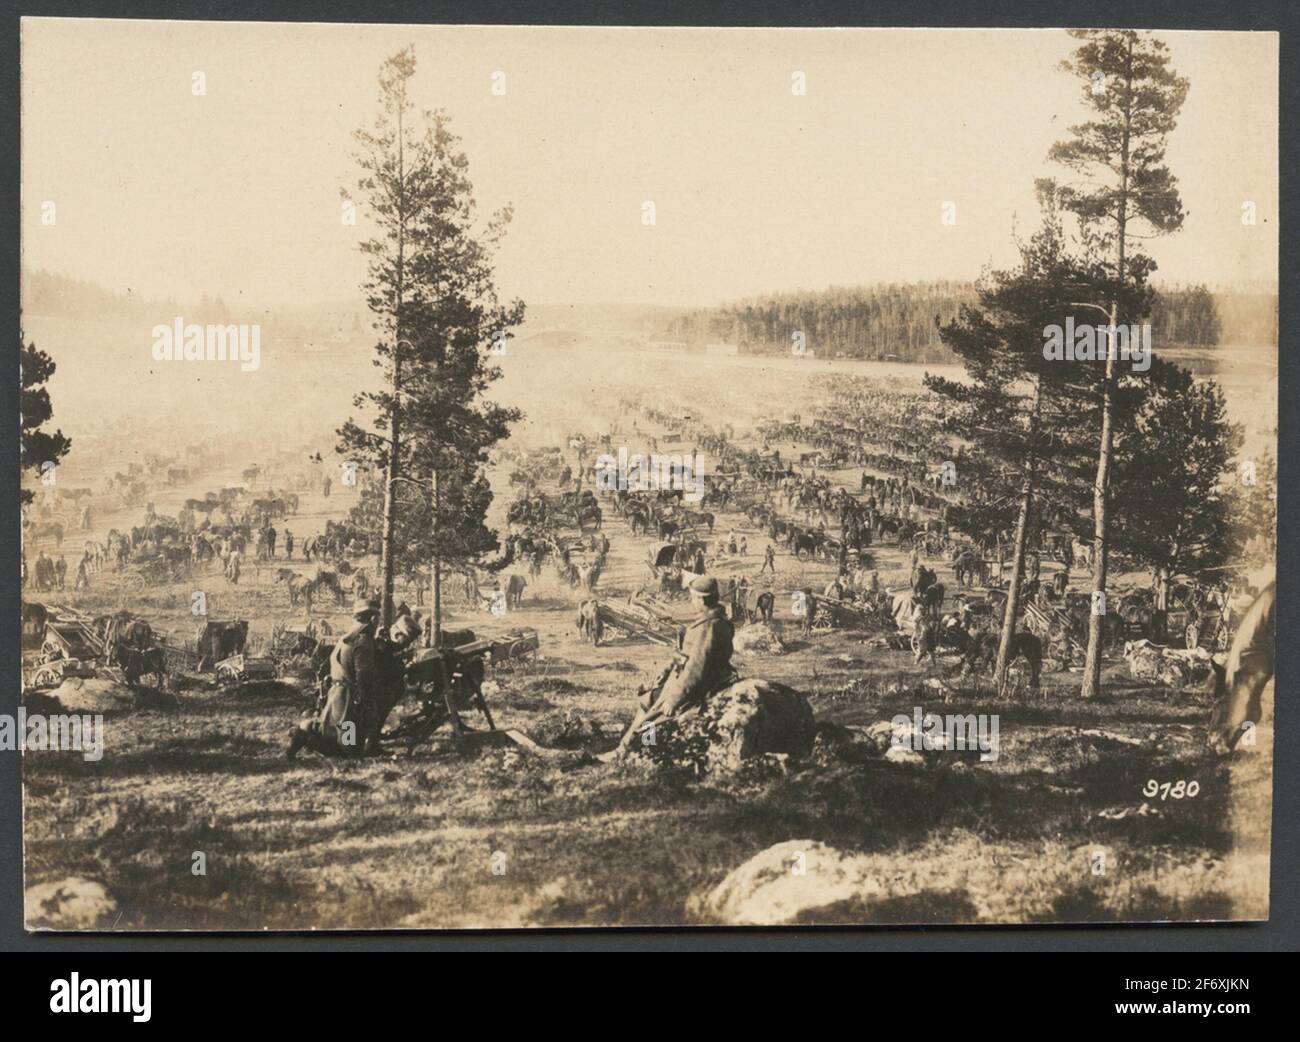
(631, 679, 815, 774)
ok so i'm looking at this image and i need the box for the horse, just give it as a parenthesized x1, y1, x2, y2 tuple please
(1208, 581, 1275, 753)
(960, 631, 1043, 690)
(576, 600, 603, 645)
(953, 550, 982, 588)
(311, 570, 347, 606)
(505, 573, 528, 609)
(115, 646, 166, 687)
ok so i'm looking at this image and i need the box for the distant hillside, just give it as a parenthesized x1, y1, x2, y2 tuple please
(661, 281, 1276, 363)
(20, 270, 367, 342)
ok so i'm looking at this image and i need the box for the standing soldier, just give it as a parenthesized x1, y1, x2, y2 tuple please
(284, 529, 294, 559)
(54, 554, 67, 589)
(801, 586, 816, 637)
(760, 542, 776, 575)
(322, 474, 332, 499)
(1053, 565, 1070, 599)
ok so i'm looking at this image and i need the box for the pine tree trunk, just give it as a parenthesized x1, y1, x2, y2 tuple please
(995, 378, 1041, 689)
(378, 94, 407, 629)
(379, 355, 402, 627)
(996, 479, 1034, 691)
(431, 462, 443, 649)
(1080, 35, 1134, 699)
(1081, 308, 1117, 698)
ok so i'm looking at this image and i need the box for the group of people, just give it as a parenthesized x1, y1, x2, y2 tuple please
(25, 551, 67, 591)
(255, 524, 294, 562)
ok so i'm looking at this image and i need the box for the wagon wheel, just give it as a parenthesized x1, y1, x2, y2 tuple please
(216, 662, 246, 685)
(796, 547, 811, 562)
(910, 631, 923, 655)
(1184, 623, 1199, 650)
(1214, 624, 1230, 653)
(32, 664, 62, 686)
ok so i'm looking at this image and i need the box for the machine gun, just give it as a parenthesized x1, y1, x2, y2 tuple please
(386, 638, 497, 753)
(382, 626, 542, 753)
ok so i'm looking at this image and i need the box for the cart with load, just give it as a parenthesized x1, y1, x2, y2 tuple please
(593, 597, 681, 647)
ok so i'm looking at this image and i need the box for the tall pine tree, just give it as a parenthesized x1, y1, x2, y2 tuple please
(1045, 29, 1189, 697)
(340, 47, 524, 631)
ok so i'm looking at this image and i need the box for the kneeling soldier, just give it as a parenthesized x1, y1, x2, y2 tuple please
(287, 596, 379, 760)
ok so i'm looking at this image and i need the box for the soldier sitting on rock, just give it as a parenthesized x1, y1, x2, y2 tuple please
(598, 575, 736, 762)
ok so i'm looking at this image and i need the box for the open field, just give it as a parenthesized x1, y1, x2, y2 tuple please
(22, 331, 1275, 928)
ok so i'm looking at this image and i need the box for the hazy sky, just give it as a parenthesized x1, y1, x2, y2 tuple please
(22, 20, 1278, 309)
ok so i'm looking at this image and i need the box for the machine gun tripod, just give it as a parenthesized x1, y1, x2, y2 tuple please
(384, 640, 498, 755)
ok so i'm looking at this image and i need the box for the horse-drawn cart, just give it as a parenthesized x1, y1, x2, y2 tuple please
(593, 598, 681, 647)
(28, 615, 103, 686)
(1022, 600, 1081, 666)
(26, 610, 170, 688)
(487, 627, 540, 668)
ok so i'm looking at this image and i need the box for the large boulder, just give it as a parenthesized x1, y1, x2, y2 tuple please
(689, 840, 882, 925)
(632, 679, 815, 774)
(26, 877, 118, 930)
(37, 676, 177, 712)
(1123, 640, 1213, 689)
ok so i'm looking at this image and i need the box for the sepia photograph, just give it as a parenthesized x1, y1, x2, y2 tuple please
(16, 18, 1278, 931)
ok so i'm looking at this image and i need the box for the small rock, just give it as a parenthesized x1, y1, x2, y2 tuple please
(689, 840, 883, 925)
(26, 877, 117, 930)
(734, 622, 786, 656)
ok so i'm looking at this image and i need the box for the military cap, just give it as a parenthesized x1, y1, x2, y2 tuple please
(390, 613, 421, 643)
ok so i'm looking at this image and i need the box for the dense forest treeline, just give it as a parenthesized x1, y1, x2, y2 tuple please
(663, 281, 1275, 361)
